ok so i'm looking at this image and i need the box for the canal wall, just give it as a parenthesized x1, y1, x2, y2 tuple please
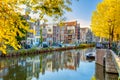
(105, 50, 118, 73)
(96, 49, 106, 66)
(0, 44, 95, 57)
(105, 73, 118, 80)
(95, 64, 118, 80)
(95, 64, 105, 80)
(96, 49, 118, 74)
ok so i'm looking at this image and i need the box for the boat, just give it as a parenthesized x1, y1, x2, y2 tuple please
(86, 52, 95, 59)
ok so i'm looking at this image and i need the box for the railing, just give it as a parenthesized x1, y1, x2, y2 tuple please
(110, 50, 120, 80)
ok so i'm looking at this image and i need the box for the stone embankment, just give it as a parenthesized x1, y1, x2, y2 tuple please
(0, 44, 95, 57)
(96, 49, 119, 80)
(96, 49, 118, 73)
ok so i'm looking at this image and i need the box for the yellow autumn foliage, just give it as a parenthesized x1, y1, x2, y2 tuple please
(0, 0, 29, 54)
(91, 0, 120, 41)
(0, 0, 75, 54)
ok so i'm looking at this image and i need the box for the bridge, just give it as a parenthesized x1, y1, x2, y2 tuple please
(96, 49, 120, 80)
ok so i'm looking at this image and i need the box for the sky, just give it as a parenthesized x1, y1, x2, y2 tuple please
(21, 0, 103, 28)
(65, 0, 102, 28)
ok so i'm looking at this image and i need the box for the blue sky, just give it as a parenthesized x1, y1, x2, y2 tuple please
(27, 0, 102, 27)
(65, 0, 102, 27)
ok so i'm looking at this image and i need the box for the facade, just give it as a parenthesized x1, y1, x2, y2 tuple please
(26, 18, 81, 46)
(46, 24, 53, 46)
(53, 21, 80, 44)
(27, 19, 40, 46)
(27, 19, 54, 46)
(53, 25, 60, 43)
(42, 27, 47, 42)
(80, 27, 89, 42)
(22, 15, 41, 46)
(80, 28, 106, 43)
(76, 24, 80, 43)
(86, 29, 93, 43)
(64, 21, 77, 43)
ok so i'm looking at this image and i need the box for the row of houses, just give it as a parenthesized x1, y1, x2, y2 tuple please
(25, 17, 97, 46)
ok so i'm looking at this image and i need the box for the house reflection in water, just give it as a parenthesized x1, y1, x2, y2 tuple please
(0, 48, 95, 80)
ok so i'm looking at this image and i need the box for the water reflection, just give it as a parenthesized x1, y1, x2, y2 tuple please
(0, 48, 96, 80)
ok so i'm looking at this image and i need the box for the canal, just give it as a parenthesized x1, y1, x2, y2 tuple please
(0, 48, 118, 80)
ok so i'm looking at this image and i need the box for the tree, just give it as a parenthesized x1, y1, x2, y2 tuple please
(91, 75, 96, 80)
(20, 0, 72, 18)
(16, 15, 29, 45)
(0, 0, 77, 54)
(91, 0, 120, 48)
(0, 1, 30, 54)
(21, 0, 73, 46)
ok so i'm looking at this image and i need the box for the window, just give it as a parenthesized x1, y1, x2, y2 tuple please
(68, 30, 74, 34)
(36, 38, 39, 42)
(48, 29, 51, 32)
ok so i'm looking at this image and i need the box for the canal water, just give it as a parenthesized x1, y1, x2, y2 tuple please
(0, 48, 118, 80)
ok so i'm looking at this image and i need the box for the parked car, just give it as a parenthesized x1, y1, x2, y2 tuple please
(25, 44, 32, 49)
(51, 46, 60, 48)
(64, 44, 71, 47)
(42, 42, 49, 48)
(96, 43, 103, 48)
(58, 43, 65, 47)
